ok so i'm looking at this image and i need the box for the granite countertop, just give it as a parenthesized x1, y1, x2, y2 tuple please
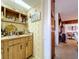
(1, 33, 32, 40)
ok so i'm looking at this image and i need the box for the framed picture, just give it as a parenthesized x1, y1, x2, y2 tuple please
(30, 10, 41, 22)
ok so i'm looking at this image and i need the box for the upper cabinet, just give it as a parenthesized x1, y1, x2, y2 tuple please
(1, 6, 28, 25)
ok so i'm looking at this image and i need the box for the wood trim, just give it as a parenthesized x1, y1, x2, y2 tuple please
(62, 20, 78, 24)
(51, 32, 55, 59)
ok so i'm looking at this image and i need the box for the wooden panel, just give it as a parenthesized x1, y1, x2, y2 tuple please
(51, 17, 55, 30)
(3, 40, 9, 59)
(51, 32, 55, 59)
(9, 39, 21, 46)
(25, 35, 33, 58)
(9, 44, 20, 59)
(62, 20, 78, 24)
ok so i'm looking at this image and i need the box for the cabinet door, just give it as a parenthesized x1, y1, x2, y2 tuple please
(1, 49, 3, 59)
(20, 43, 26, 59)
(9, 44, 22, 59)
(1, 41, 4, 59)
(2, 40, 9, 59)
(20, 37, 26, 59)
(25, 37, 33, 58)
(25, 41, 29, 58)
(28, 40, 33, 56)
(9, 45, 19, 59)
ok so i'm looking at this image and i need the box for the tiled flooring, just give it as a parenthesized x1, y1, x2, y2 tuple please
(55, 39, 78, 59)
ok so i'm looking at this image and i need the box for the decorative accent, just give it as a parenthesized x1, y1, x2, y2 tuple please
(5, 24, 17, 32)
(30, 10, 41, 22)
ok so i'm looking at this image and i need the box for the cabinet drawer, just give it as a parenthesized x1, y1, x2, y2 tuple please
(13, 39, 21, 44)
(8, 40, 13, 46)
(28, 36, 32, 40)
(9, 39, 21, 46)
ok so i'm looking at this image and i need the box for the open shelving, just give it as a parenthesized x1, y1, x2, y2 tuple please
(1, 6, 28, 25)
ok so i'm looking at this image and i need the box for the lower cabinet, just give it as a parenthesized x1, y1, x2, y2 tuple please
(9, 44, 20, 59)
(9, 44, 26, 59)
(1, 35, 33, 59)
(28, 38, 33, 57)
(25, 36, 33, 58)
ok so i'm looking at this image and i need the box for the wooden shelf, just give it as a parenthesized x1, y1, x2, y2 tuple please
(1, 6, 28, 25)
(1, 20, 27, 25)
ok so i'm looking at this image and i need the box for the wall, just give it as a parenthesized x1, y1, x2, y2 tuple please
(55, 12, 59, 46)
(43, 0, 51, 59)
(64, 24, 78, 33)
(28, 6, 43, 59)
(1, 22, 28, 32)
(28, 0, 52, 59)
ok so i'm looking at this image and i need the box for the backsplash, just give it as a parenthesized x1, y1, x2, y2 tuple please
(1, 22, 28, 36)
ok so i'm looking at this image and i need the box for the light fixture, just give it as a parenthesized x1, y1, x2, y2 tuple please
(12, 0, 31, 10)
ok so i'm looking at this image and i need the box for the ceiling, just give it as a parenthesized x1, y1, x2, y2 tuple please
(55, 0, 78, 21)
(23, 0, 41, 8)
(2, 0, 41, 13)
(2, 0, 29, 13)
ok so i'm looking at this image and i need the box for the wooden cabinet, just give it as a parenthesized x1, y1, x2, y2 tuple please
(25, 36, 33, 58)
(25, 37, 29, 58)
(1, 40, 9, 59)
(8, 44, 20, 59)
(28, 36, 33, 57)
(1, 35, 33, 59)
(20, 37, 26, 59)
(8, 38, 22, 59)
(1, 41, 4, 59)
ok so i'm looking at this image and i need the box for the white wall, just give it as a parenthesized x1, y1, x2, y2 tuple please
(64, 24, 78, 33)
(28, 0, 52, 59)
(55, 12, 59, 46)
(43, 0, 51, 59)
(28, 1, 52, 59)
(28, 5, 43, 59)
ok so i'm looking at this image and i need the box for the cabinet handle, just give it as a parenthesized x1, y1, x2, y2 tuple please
(20, 45, 22, 49)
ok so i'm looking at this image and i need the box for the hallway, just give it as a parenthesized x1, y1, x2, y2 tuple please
(55, 39, 78, 59)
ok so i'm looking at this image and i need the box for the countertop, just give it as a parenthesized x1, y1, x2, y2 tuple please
(1, 33, 32, 40)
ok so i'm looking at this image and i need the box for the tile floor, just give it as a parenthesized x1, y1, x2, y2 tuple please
(55, 39, 78, 59)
